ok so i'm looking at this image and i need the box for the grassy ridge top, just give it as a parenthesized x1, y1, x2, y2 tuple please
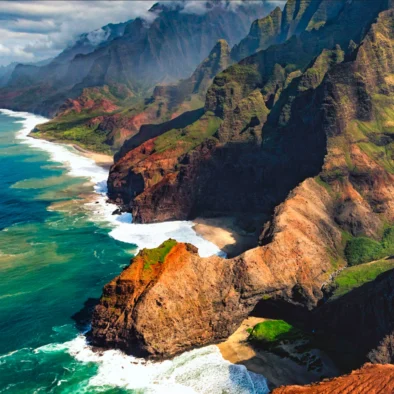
(140, 239, 177, 271)
(330, 259, 394, 300)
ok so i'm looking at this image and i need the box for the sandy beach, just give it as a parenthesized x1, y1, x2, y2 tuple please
(70, 144, 114, 169)
(28, 131, 114, 169)
(217, 317, 340, 389)
(192, 216, 264, 257)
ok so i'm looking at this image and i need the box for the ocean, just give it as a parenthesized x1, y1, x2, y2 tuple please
(0, 110, 268, 393)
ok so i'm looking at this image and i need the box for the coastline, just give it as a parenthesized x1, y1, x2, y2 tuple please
(0, 108, 224, 258)
(192, 216, 264, 258)
(218, 317, 340, 389)
(70, 143, 113, 169)
(28, 130, 114, 169)
(0, 109, 271, 393)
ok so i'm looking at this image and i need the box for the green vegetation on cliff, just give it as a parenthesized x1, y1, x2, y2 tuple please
(330, 259, 394, 300)
(154, 113, 221, 154)
(140, 239, 177, 271)
(33, 123, 113, 154)
(345, 237, 384, 266)
(382, 227, 394, 256)
(249, 320, 302, 344)
(344, 226, 394, 266)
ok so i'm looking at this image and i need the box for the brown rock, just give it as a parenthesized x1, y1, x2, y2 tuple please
(93, 4, 394, 364)
(91, 178, 343, 357)
(271, 363, 394, 394)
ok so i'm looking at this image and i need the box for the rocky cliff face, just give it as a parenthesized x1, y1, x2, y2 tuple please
(34, 38, 231, 153)
(312, 268, 394, 370)
(92, 177, 343, 356)
(231, 6, 283, 62)
(230, 0, 338, 62)
(272, 363, 394, 394)
(108, 0, 389, 222)
(93, 3, 394, 360)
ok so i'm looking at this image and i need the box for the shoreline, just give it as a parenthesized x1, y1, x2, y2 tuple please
(217, 317, 340, 389)
(0, 111, 270, 393)
(68, 143, 113, 169)
(192, 216, 264, 258)
(0, 109, 225, 258)
(28, 132, 114, 169)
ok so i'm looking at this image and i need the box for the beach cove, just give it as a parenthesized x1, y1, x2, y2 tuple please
(0, 109, 268, 393)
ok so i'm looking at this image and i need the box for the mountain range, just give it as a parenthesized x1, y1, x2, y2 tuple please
(0, 1, 275, 117)
(3, 0, 394, 391)
(92, 0, 394, 378)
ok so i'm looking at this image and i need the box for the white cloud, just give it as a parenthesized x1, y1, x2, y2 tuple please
(87, 28, 111, 46)
(0, 44, 11, 55)
(0, 1, 283, 66)
(0, 0, 156, 65)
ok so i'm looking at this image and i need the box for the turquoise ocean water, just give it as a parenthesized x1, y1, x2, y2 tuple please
(0, 110, 268, 394)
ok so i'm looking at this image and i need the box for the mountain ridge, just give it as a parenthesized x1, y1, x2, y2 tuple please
(91, 1, 394, 373)
(0, 1, 274, 118)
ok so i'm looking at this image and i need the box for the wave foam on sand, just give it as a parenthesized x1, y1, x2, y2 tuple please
(0, 109, 263, 393)
(35, 335, 269, 393)
(0, 109, 224, 258)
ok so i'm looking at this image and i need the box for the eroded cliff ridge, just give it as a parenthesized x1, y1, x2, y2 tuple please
(107, 0, 390, 224)
(92, 2, 394, 361)
(33, 39, 231, 153)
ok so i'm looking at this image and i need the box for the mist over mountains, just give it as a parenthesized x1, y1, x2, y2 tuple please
(0, 1, 278, 116)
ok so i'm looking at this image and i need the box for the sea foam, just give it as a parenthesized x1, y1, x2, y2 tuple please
(56, 335, 268, 393)
(0, 109, 267, 393)
(0, 109, 224, 257)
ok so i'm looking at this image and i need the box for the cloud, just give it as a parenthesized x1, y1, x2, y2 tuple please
(0, 1, 284, 66)
(86, 28, 111, 47)
(0, 0, 156, 65)
(179, 0, 282, 15)
(0, 43, 11, 55)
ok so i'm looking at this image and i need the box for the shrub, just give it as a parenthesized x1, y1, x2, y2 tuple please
(141, 239, 177, 270)
(249, 320, 302, 344)
(344, 237, 384, 266)
(382, 227, 394, 256)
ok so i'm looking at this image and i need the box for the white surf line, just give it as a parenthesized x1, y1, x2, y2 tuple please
(0, 109, 225, 257)
(2, 109, 266, 393)
(32, 334, 269, 394)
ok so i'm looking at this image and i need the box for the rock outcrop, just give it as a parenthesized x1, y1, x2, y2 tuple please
(231, 6, 283, 61)
(108, 0, 389, 222)
(272, 363, 394, 394)
(92, 3, 394, 361)
(91, 177, 344, 357)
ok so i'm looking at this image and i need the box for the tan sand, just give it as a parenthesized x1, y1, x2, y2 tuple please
(192, 216, 261, 257)
(29, 133, 114, 169)
(71, 144, 113, 168)
(217, 317, 340, 389)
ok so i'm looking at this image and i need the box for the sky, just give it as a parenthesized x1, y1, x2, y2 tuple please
(0, 1, 156, 66)
(0, 1, 282, 67)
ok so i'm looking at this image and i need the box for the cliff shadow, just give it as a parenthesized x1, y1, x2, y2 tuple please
(115, 107, 204, 161)
(71, 297, 100, 332)
(309, 268, 394, 371)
